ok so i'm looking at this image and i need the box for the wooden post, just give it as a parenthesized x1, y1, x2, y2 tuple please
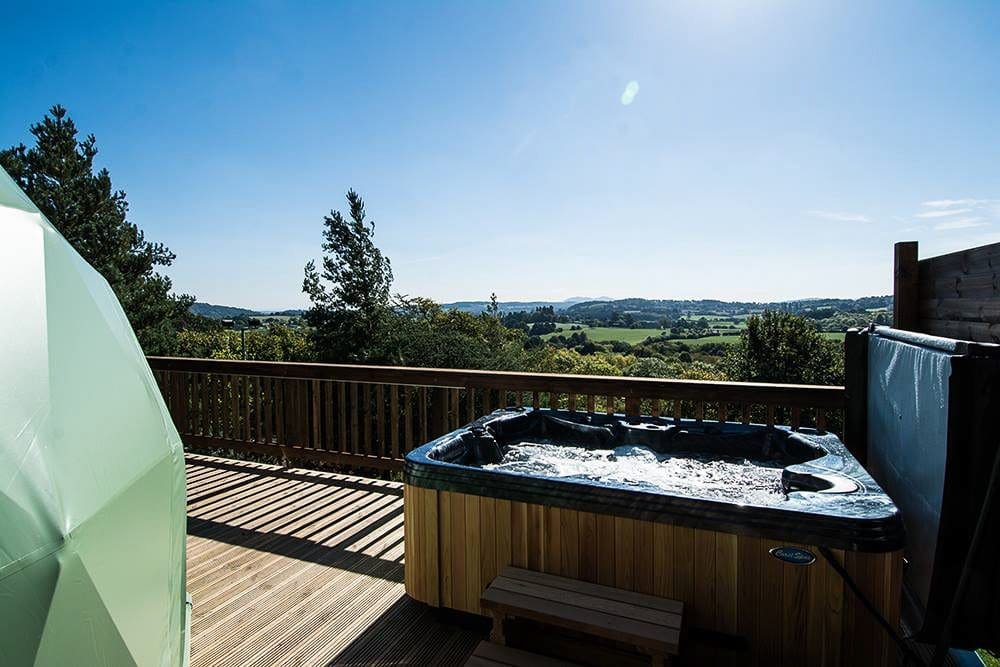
(488, 611, 506, 645)
(893, 241, 919, 331)
(844, 328, 868, 465)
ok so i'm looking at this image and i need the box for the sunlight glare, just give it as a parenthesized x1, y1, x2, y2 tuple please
(621, 80, 640, 105)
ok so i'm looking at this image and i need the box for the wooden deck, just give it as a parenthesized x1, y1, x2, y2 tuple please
(186, 453, 483, 666)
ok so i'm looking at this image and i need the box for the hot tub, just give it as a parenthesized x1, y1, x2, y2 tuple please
(404, 408, 904, 666)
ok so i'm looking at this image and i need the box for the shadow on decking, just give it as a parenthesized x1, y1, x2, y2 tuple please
(186, 454, 405, 583)
(187, 515, 406, 583)
(186, 455, 403, 503)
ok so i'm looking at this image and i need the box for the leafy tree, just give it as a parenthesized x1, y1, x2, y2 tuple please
(723, 310, 843, 385)
(539, 348, 636, 376)
(175, 323, 312, 361)
(378, 298, 537, 370)
(624, 357, 726, 380)
(302, 190, 393, 361)
(1, 105, 194, 353)
(529, 321, 557, 336)
(623, 357, 673, 378)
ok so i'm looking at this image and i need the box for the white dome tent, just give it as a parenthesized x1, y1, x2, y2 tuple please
(0, 166, 188, 666)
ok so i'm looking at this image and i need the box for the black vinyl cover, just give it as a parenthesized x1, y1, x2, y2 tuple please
(863, 327, 1000, 649)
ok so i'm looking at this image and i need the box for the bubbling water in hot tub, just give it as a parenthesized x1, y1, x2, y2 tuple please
(450, 412, 838, 506)
(484, 438, 788, 505)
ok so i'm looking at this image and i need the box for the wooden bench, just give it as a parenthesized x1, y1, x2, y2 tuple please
(465, 640, 579, 666)
(480, 567, 682, 666)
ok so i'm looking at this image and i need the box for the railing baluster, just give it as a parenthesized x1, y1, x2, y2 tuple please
(350, 383, 360, 454)
(568, 393, 577, 412)
(276, 379, 286, 446)
(586, 394, 596, 413)
(376, 384, 386, 456)
(338, 382, 347, 451)
(301, 380, 309, 444)
(229, 375, 239, 440)
(450, 388, 460, 429)
(251, 376, 260, 443)
(313, 380, 322, 449)
(419, 387, 429, 443)
(243, 376, 252, 442)
(263, 377, 273, 444)
(363, 384, 373, 454)
(213, 374, 223, 438)
(323, 381, 333, 450)
(404, 385, 414, 454)
(625, 396, 640, 420)
(390, 385, 400, 460)
(175, 372, 187, 434)
(201, 373, 210, 437)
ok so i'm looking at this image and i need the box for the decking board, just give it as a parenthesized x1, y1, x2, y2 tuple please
(186, 453, 482, 666)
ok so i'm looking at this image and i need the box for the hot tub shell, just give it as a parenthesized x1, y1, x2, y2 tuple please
(404, 409, 903, 666)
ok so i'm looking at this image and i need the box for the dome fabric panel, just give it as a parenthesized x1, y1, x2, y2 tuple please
(0, 167, 188, 667)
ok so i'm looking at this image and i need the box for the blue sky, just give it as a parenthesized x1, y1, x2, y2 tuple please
(4, 1, 1000, 309)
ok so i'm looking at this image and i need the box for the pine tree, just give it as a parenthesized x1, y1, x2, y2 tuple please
(486, 292, 501, 318)
(1, 105, 194, 354)
(302, 189, 394, 361)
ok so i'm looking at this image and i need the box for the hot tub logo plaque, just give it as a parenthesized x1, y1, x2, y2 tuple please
(769, 546, 816, 565)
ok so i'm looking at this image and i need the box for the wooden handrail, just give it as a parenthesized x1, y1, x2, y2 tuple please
(147, 356, 846, 471)
(147, 357, 845, 408)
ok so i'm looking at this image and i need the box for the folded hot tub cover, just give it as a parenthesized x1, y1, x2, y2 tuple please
(0, 167, 188, 666)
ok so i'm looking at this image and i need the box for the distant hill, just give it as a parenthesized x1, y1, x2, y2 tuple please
(192, 295, 892, 320)
(189, 303, 257, 319)
(190, 302, 305, 319)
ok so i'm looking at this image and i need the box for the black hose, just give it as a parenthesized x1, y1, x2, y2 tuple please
(818, 546, 923, 666)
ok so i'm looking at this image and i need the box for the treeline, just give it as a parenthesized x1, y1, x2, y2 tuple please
(498, 296, 891, 331)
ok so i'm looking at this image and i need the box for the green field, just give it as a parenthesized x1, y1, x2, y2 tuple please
(543, 326, 845, 347)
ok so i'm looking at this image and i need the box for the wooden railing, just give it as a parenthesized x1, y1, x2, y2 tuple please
(148, 357, 847, 472)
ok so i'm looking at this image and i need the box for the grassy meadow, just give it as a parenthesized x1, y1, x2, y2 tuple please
(543, 324, 845, 347)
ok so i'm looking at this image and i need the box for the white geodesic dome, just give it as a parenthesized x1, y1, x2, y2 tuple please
(0, 167, 188, 666)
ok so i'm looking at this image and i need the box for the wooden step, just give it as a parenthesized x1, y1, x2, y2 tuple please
(465, 640, 579, 666)
(481, 567, 682, 665)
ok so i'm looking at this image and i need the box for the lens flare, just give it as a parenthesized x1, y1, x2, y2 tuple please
(621, 80, 639, 105)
